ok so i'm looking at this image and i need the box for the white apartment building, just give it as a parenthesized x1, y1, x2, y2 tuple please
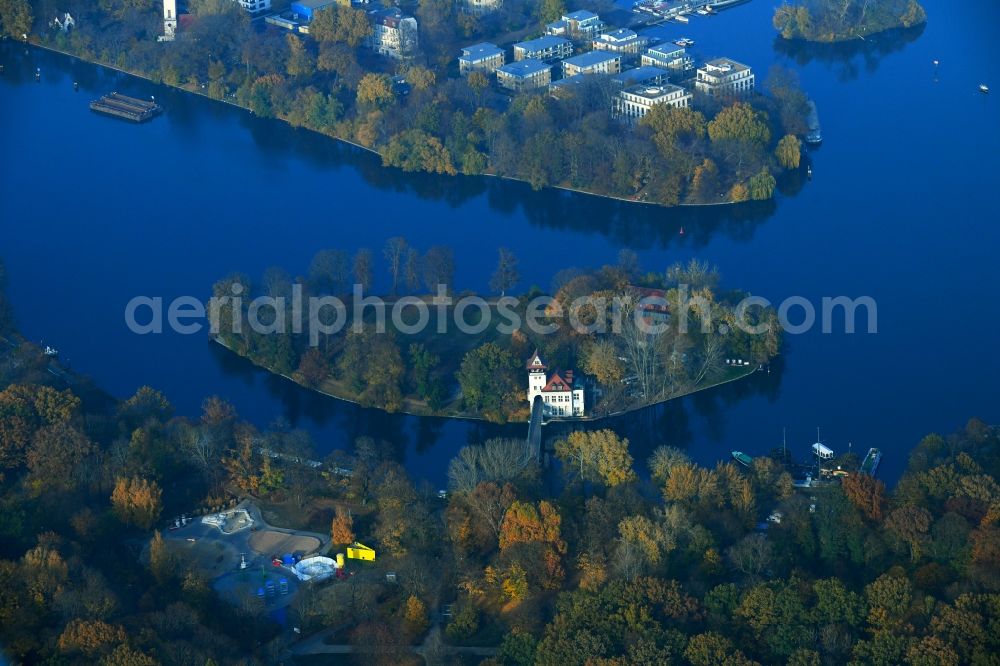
(615, 83, 693, 122)
(695, 58, 754, 96)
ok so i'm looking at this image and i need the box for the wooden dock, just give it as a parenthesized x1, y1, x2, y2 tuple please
(89, 92, 161, 122)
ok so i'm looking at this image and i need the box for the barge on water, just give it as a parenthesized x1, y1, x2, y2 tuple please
(805, 100, 822, 144)
(860, 447, 882, 476)
(90, 92, 162, 122)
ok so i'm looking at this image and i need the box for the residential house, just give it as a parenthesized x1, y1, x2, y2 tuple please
(641, 45, 694, 76)
(459, 42, 505, 75)
(562, 51, 622, 77)
(628, 286, 670, 327)
(615, 83, 692, 122)
(365, 6, 419, 59)
(496, 59, 552, 92)
(544, 19, 568, 35)
(526, 350, 586, 417)
(513, 36, 572, 62)
(695, 57, 754, 96)
(593, 28, 647, 56)
(562, 10, 604, 39)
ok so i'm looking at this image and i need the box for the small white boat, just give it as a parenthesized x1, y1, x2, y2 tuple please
(44, 346, 59, 357)
(675, 14, 690, 23)
(979, 84, 989, 94)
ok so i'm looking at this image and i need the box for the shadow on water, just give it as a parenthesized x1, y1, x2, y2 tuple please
(542, 356, 787, 474)
(773, 24, 926, 81)
(5, 43, 782, 251)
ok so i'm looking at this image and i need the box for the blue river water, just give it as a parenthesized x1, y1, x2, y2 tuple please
(1, 0, 998, 486)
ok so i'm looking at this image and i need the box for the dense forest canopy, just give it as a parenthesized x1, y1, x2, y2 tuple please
(773, 0, 927, 43)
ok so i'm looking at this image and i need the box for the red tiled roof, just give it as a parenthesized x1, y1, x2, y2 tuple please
(542, 370, 572, 392)
(631, 285, 669, 314)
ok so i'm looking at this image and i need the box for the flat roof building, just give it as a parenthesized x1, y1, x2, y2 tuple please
(497, 59, 552, 92)
(641, 45, 694, 74)
(290, 0, 335, 20)
(513, 36, 573, 62)
(593, 28, 647, 55)
(562, 9, 604, 38)
(615, 83, 693, 123)
(695, 57, 754, 97)
(612, 65, 669, 87)
(562, 51, 622, 77)
(459, 42, 505, 75)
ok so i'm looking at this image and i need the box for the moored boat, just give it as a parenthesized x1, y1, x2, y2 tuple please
(731, 451, 752, 467)
(860, 447, 882, 476)
(805, 100, 822, 144)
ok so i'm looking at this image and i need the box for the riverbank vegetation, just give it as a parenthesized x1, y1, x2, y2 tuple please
(211, 246, 780, 422)
(2, 257, 999, 663)
(7, 0, 808, 205)
(774, 0, 927, 42)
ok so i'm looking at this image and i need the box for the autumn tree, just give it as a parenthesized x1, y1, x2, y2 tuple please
(57, 618, 126, 657)
(403, 595, 430, 636)
(885, 505, 932, 561)
(26, 422, 95, 493)
(111, 477, 163, 530)
(581, 340, 625, 386)
(841, 473, 885, 521)
(499, 500, 565, 553)
(554, 430, 636, 487)
(285, 34, 314, 79)
(331, 506, 355, 545)
(356, 73, 395, 109)
(775, 134, 802, 169)
(0, 0, 32, 38)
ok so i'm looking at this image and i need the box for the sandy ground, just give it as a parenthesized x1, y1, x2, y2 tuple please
(248, 530, 321, 557)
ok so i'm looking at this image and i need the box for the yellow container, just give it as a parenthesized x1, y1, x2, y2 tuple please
(336, 552, 345, 568)
(347, 542, 376, 561)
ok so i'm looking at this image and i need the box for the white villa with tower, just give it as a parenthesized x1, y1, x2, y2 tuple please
(526, 350, 586, 417)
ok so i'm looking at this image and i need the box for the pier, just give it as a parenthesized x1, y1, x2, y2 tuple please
(89, 92, 161, 122)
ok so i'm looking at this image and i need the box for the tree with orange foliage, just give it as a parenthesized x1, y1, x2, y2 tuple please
(331, 506, 355, 545)
(111, 477, 163, 530)
(499, 500, 565, 554)
(841, 473, 885, 521)
(57, 618, 126, 656)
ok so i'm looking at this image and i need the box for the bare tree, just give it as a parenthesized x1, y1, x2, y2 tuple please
(447, 438, 535, 492)
(489, 247, 519, 296)
(727, 533, 773, 579)
(383, 237, 409, 294)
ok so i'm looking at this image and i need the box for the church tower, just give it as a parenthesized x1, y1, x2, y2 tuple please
(526, 350, 548, 403)
(160, 0, 177, 42)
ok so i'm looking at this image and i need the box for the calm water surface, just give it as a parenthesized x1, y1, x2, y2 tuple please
(1, 0, 998, 485)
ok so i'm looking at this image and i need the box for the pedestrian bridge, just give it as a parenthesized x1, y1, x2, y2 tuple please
(527, 395, 544, 461)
